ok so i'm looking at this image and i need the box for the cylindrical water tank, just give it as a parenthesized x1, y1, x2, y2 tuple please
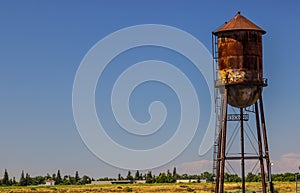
(213, 12, 266, 108)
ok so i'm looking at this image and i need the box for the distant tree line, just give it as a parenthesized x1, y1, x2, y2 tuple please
(0, 169, 92, 186)
(101, 167, 300, 183)
(0, 167, 299, 186)
(231, 172, 300, 182)
(113, 168, 300, 183)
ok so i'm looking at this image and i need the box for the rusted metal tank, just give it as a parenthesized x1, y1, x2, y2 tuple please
(213, 12, 266, 108)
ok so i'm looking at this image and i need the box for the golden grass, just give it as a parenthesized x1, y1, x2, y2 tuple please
(0, 182, 296, 193)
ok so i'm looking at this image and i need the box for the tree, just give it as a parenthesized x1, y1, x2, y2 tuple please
(126, 171, 133, 181)
(25, 173, 30, 186)
(146, 171, 153, 183)
(62, 175, 70, 185)
(75, 171, 80, 182)
(156, 172, 167, 183)
(69, 175, 76, 184)
(246, 172, 259, 182)
(46, 173, 51, 180)
(31, 176, 45, 185)
(52, 173, 56, 181)
(2, 169, 9, 185)
(12, 177, 16, 185)
(117, 173, 122, 180)
(181, 173, 188, 179)
(224, 173, 241, 182)
(81, 175, 91, 184)
(200, 171, 214, 182)
(272, 172, 295, 182)
(134, 170, 140, 180)
(172, 167, 178, 180)
(19, 170, 26, 186)
(55, 170, 62, 185)
(166, 170, 174, 183)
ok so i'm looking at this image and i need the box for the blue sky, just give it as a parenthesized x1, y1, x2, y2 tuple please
(0, 1, 300, 179)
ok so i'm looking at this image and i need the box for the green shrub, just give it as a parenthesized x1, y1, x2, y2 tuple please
(124, 186, 132, 192)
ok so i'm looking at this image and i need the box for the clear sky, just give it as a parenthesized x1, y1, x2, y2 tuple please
(0, 1, 300, 179)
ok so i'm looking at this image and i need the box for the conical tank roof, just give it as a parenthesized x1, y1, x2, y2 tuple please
(213, 12, 266, 34)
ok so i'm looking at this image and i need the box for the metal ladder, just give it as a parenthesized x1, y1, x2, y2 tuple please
(212, 34, 221, 183)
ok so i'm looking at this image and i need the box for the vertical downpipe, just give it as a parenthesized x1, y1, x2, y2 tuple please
(240, 108, 245, 193)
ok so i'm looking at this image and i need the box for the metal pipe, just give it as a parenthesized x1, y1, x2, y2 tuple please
(269, 162, 274, 193)
(240, 108, 245, 193)
(215, 116, 223, 193)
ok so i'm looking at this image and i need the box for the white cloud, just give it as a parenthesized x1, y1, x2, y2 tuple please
(272, 153, 300, 173)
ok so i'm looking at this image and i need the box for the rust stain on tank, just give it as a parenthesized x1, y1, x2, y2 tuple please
(213, 12, 266, 108)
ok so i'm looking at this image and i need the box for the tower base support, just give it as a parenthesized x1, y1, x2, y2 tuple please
(214, 90, 271, 193)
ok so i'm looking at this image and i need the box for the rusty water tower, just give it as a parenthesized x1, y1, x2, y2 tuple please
(212, 12, 272, 193)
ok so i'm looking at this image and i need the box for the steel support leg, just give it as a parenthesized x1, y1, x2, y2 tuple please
(219, 88, 228, 193)
(259, 95, 272, 193)
(255, 102, 267, 193)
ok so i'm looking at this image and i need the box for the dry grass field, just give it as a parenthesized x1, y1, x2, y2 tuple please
(0, 182, 296, 193)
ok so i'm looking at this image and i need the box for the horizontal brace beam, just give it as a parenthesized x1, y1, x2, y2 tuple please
(218, 156, 265, 160)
